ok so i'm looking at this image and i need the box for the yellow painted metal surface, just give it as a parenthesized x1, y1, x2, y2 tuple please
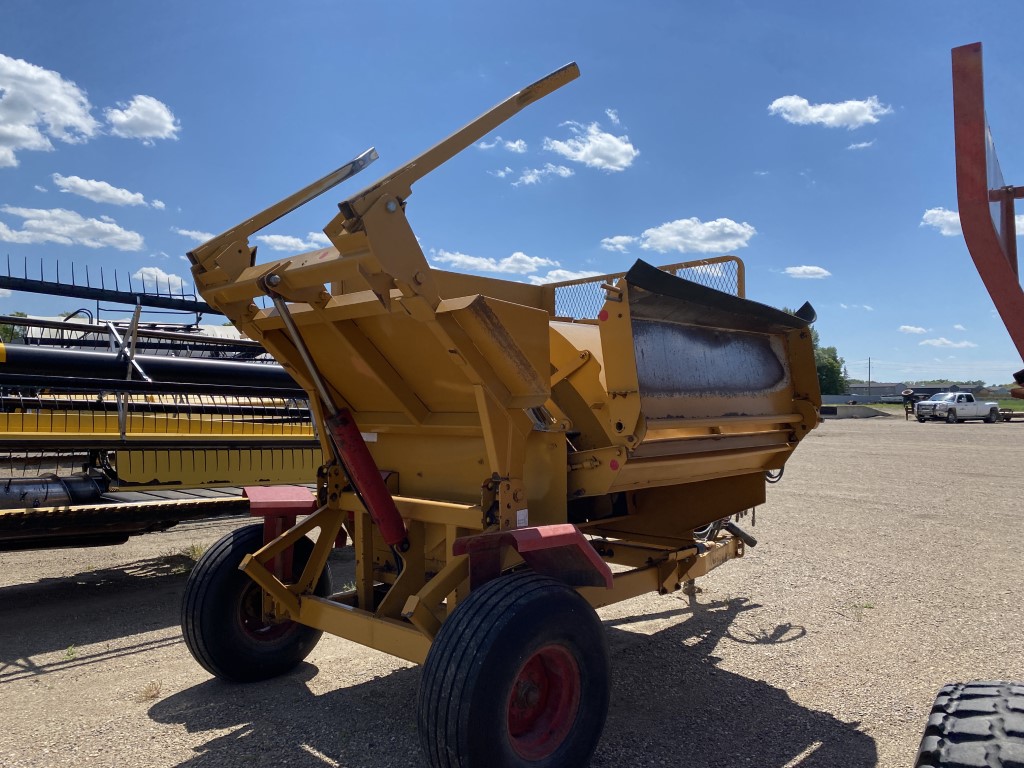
(186, 63, 821, 660)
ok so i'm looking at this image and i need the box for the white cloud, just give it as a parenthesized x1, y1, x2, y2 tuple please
(0, 288, 11, 298)
(605, 108, 620, 126)
(477, 136, 527, 153)
(513, 163, 574, 187)
(0, 53, 100, 167)
(754, 170, 770, 176)
(784, 265, 831, 279)
(920, 207, 962, 236)
(52, 173, 147, 206)
(543, 122, 639, 171)
(489, 166, 513, 179)
(863, 305, 874, 311)
(528, 269, 602, 285)
(639, 217, 756, 254)
(899, 325, 927, 334)
(150, 251, 169, 259)
(953, 324, 966, 331)
(433, 249, 557, 275)
(254, 232, 331, 252)
(34, 184, 47, 192)
(920, 337, 978, 349)
(255, 235, 311, 252)
(133, 266, 186, 293)
(600, 235, 637, 253)
(151, 199, 165, 210)
(174, 227, 215, 243)
(847, 141, 875, 150)
(104, 95, 180, 144)
(0, 205, 143, 250)
(768, 95, 892, 129)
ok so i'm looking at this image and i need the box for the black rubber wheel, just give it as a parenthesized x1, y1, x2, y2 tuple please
(918, 417, 927, 423)
(417, 572, 609, 768)
(985, 409, 999, 424)
(947, 410, 958, 424)
(182, 523, 332, 683)
(915, 681, 1024, 766)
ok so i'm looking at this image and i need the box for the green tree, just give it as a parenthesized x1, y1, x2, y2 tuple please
(815, 344, 846, 395)
(0, 311, 27, 343)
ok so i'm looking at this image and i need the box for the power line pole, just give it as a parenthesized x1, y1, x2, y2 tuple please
(868, 357, 872, 399)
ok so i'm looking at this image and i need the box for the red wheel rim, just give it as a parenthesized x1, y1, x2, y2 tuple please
(507, 644, 581, 760)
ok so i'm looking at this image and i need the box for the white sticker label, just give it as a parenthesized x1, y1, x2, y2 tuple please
(516, 508, 529, 528)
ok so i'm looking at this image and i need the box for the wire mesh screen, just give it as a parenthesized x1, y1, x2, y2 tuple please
(551, 257, 743, 319)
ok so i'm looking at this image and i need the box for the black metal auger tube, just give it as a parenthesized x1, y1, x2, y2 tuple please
(0, 345, 299, 390)
(0, 473, 109, 510)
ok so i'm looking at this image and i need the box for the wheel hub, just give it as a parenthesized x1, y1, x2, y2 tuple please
(507, 644, 581, 760)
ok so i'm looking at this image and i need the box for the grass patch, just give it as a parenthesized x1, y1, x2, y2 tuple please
(162, 542, 208, 574)
(180, 542, 207, 562)
(64, 645, 77, 660)
(136, 680, 162, 702)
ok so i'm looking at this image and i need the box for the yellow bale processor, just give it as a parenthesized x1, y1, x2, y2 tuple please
(183, 63, 821, 767)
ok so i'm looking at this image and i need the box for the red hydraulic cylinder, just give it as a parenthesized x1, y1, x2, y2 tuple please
(326, 409, 409, 549)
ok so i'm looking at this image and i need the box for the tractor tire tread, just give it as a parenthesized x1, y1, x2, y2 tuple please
(915, 681, 1024, 768)
(418, 572, 608, 768)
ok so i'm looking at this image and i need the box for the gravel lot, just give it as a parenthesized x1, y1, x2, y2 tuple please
(1, 414, 1022, 768)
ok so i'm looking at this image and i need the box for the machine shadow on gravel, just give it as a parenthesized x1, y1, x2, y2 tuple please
(149, 595, 876, 768)
(597, 596, 877, 768)
(0, 556, 194, 682)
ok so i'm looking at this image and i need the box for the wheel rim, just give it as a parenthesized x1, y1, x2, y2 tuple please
(507, 644, 581, 760)
(238, 580, 293, 641)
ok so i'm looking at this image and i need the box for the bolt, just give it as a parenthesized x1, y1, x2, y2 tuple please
(385, 199, 398, 213)
(266, 274, 282, 287)
(414, 271, 426, 285)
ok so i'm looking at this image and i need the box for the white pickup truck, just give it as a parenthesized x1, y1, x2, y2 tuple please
(914, 392, 1000, 423)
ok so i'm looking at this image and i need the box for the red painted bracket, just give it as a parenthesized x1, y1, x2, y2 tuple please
(453, 524, 613, 590)
(244, 485, 318, 578)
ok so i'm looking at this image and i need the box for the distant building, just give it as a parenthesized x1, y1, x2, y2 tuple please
(845, 382, 982, 400)
(846, 382, 907, 397)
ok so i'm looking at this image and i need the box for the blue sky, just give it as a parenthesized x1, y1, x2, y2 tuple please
(2, 2, 1023, 384)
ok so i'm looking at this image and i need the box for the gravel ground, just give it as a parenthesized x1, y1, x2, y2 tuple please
(1, 414, 1022, 768)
